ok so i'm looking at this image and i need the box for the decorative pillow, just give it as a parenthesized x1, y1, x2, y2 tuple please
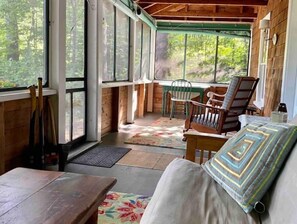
(203, 121, 297, 213)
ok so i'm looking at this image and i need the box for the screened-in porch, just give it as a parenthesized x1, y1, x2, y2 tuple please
(0, 0, 297, 204)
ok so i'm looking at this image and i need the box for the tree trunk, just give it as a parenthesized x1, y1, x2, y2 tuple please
(5, 15, 20, 61)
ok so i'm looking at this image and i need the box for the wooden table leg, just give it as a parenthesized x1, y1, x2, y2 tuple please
(162, 87, 166, 116)
(184, 131, 229, 164)
(86, 210, 98, 224)
(185, 135, 197, 162)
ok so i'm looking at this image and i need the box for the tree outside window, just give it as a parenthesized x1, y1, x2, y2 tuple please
(155, 32, 250, 83)
(0, 0, 47, 89)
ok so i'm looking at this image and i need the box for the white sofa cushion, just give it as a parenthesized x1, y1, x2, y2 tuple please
(261, 137, 297, 224)
(141, 158, 259, 224)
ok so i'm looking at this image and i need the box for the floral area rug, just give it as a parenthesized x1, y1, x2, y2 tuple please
(98, 191, 151, 224)
(124, 117, 186, 150)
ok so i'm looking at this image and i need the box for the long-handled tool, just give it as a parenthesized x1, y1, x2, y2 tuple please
(37, 77, 45, 169)
(44, 97, 59, 165)
(28, 85, 37, 167)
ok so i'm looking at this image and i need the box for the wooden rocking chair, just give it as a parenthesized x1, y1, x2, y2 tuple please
(185, 76, 259, 135)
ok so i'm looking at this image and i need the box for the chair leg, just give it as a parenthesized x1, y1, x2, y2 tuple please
(185, 102, 189, 118)
(170, 101, 175, 120)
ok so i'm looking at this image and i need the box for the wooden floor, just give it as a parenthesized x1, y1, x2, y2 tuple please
(65, 113, 184, 196)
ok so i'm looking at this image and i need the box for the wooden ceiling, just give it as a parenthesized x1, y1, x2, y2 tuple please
(134, 0, 268, 24)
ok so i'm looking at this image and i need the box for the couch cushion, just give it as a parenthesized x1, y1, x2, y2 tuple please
(140, 158, 259, 224)
(203, 122, 297, 213)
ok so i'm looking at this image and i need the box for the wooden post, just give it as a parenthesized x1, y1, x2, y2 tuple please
(111, 87, 120, 132)
(147, 83, 154, 112)
(0, 103, 4, 174)
(185, 134, 197, 162)
(138, 84, 145, 118)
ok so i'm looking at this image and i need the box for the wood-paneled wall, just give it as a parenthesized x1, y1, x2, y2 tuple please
(153, 83, 163, 113)
(0, 103, 4, 174)
(0, 99, 33, 174)
(250, 0, 288, 116)
(101, 88, 113, 135)
(134, 85, 140, 116)
(152, 83, 227, 114)
(119, 86, 128, 125)
(100, 84, 150, 136)
(101, 86, 129, 136)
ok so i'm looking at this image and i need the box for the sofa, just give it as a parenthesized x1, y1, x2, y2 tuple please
(140, 121, 297, 224)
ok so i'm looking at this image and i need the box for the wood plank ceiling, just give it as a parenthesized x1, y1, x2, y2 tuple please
(134, 0, 269, 24)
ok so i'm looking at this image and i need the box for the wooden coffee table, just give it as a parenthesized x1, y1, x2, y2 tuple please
(0, 168, 116, 224)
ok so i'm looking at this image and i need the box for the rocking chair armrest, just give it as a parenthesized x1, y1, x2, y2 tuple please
(227, 110, 240, 115)
(190, 101, 227, 112)
(207, 91, 226, 99)
(208, 98, 224, 106)
(183, 130, 229, 162)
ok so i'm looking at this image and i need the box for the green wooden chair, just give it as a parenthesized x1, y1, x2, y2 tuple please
(169, 79, 192, 119)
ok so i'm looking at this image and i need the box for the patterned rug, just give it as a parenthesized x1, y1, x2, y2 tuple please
(124, 117, 186, 150)
(98, 191, 151, 223)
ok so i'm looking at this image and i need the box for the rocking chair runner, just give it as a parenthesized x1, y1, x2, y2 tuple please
(185, 76, 259, 134)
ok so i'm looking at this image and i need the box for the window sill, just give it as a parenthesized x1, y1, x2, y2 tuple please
(101, 80, 152, 88)
(0, 88, 57, 102)
(134, 80, 153, 85)
(154, 80, 228, 88)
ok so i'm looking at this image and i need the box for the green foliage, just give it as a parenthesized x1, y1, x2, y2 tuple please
(155, 32, 250, 83)
(0, 80, 17, 88)
(0, 0, 46, 88)
(65, 0, 85, 79)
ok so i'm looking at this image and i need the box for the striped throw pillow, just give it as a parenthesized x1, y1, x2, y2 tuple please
(203, 122, 297, 213)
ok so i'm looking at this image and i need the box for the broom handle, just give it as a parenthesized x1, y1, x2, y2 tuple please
(48, 98, 57, 145)
(38, 78, 43, 114)
(38, 77, 45, 169)
(29, 85, 37, 116)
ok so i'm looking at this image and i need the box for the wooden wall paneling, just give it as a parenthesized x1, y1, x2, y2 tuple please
(134, 85, 139, 117)
(119, 86, 128, 125)
(153, 83, 163, 113)
(147, 83, 154, 112)
(127, 85, 135, 123)
(4, 108, 31, 130)
(4, 98, 31, 112)
(111, 87, 120, 131)
(4, 99, 32, 172)
(250, 1, 289, 116)
(101, 88, 113, 136)
(138, 84, 145, 118)
(264, 0, 288, 116)
(0, 103, 5, 174)
(144, 84, 148, 113)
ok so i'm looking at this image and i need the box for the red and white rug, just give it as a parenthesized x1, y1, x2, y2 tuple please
(124, 117, 186, 150)
(98, 191, 151, 223)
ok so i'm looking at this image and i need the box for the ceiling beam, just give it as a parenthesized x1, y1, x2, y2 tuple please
(157, 17, 254, 24)
(143, 3, 157, 10)
(171, 4, 186, 11)
(153, 11, 257, 19)
(156, 17, 254, 23)
(136, 0, 268, 7)
(146, 4, 180, 15)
